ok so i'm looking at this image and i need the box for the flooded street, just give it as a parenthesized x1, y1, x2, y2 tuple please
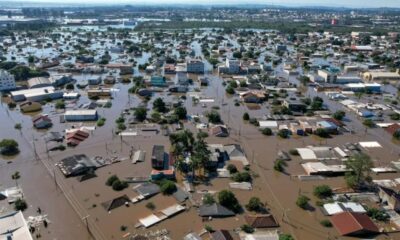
(0, 22, 400, 240)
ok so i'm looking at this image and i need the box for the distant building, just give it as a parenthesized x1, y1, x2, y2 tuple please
(186, 59, 204, 74)
(275, 44, 287, 52)
(57, 154, 96, 177)
(10, 87, 63, 102)
(88, 77, 102, 85)
(362, 71, 400, 82)
(239, 90, 266, 103)
(218, 58, 241, 75)
(20, 101, 42, 113)
(64, 110, 98, 121)
(150, 76, 167, 87)
(209, 125, 229, 137)
(283, 99, 307, 113)
(176, 64, 189, 85)
(32, 115, 52, 129)
(0, 70, 15, 91)
(343, 83, 381, 93)
(164, 64, 176, 74)
(27, 77, 52, 89)
(49, 74, 74, 87)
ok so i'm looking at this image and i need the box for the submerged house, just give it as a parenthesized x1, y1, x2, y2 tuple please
(32, 115, 52, 129)
(198, 203, 235, 218)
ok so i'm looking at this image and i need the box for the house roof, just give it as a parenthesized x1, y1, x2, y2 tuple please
(198, 203, 235, 217)
(101, 195, 130, 211)
(0, 211, 33, 240)
(244, 214, 279, 228)
(210, 125, 228, 136)
(386, 123, 400, 135)
(211, 230, 234, 240)
(134, 183, 160, 197)
(331, 212, 379, 236)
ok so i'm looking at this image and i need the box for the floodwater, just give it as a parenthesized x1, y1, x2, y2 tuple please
(1, 28, 400, 240)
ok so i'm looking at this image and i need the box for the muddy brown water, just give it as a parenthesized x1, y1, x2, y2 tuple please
(1, 33, 400, 240)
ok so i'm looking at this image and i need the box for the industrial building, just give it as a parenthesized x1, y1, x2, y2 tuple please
(28, 77, 52, 88)
(64, 110, 98, 121)
(10, 87, 63, 102)
(362, 71, 400, 82)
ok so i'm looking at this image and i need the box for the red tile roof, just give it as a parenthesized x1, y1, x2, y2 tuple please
(331, 212, 379, 236)
(386, 123, 400, 135)
(244, 214, 279, 228)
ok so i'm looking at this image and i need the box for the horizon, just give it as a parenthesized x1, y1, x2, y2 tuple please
(3, 0, 400, 9)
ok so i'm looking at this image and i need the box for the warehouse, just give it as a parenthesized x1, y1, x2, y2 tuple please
(64, 109, 98, 121)
(28, 77, 52, 88)
(363, 71, 400, 82)
(10, 87, 63, 102)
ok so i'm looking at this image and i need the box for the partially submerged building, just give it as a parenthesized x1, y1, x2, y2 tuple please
(64, 110, 98, 121)
(57, 154, 97, 177)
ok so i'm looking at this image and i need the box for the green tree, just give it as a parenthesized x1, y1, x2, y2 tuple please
(203, 193, 215, 205)
(277, 129, 290, 139)
(191, 134, 211, 176)
(153, 98, 166, 112)
(112, 179, 128, 191)
(226, 86, 235, 94)
(296, 195, 310, 209)
(0, 139, 19, 156)
(241, 224, 254, 233)
(231, 171, 252, 182)
(218, 190, 241, 213)
(106, 175, 119, 186)
(227, 164, 238, 174)
(65, 83, 74, 90)
(55, 100, 65, 109)
(274, 159, 286, 172)
(245, 197, 264, 212)
(233, 51, 242, 59)
(279, 234, 294, 240)
(134, 107, 147, 122)
(314, 128, 329, 138)
(366, 207, 389, 222)
(207, 110, 222, 124)
(344, 153, 373, 189)
(160, 180, 177, 195)
(174, 106, 187, 120)
(14, 198, 27, 211)
(261, 128, 273, 136)
(363, 119, 375, 128)
(320, 219, 332, 227)
(243, 112, 250, 121)
(333, 110, 346, 120)
(313, 185, 333, 199)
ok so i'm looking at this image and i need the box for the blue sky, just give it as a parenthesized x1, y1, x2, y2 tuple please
(8, 0, 400, 8)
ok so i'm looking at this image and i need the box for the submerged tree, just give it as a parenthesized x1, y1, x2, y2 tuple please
(344, 153, 373, 189)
